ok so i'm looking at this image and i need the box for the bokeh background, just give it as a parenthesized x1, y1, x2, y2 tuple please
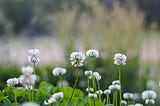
(0, 0, 160, 104)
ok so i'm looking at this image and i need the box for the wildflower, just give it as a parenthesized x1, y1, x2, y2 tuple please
(85, 71, 92, 79)
(123, 92, 134, 100)
(132, 93, 141, 101)
(86, 88, 94, 92)
(121, 100, 127, 106)
(19, 74, 37, 88)
(145, 99, 155, 104)
(52, 67, 66, 76)
(109, 84, 121, 91)
(19, 66, 37, 88)
(88, 93, 97, 98)
(7, 78, 19, 86)
(86, 49, 99, 58)
(104, 89, 111, 95)
(112, 80, 120, 85)
(113, 53, 127, 65)
(21, 66, 33, 74)
(142, 90, 156, 105)
(28, 49, 40, 65)
(70, 52, 86, 67)
(135, 103, 143, 106)
(44, 92, 64, 105)
(93, 72, 101, 80)
(21, 102, 40, 106)
(142, 90, 157, 100)
(96, 90, 103, 95)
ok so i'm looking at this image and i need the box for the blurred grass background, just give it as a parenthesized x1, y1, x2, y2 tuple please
(0, 0, 160, 104)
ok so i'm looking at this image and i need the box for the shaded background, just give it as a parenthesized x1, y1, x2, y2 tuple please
(0, 0, 160, 105)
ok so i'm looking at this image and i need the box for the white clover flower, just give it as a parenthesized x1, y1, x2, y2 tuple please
(145, 99, 155, 104)
(52, 92, 64, 100)
(86, 49, 99, 58)
(57, 80, 69, 86)
(86, 88, 94, 92)
(112, 80, 120, 85)
(52, 67, 67, 76)
(70, 52, 86, 67)
(85, 71, 93, 79)
(7, 78, 19, 86)
(114, 53, 127, 65)
(44, 97, 56, 105)
(132, 93, 141, 101)
(44, 92, 64, 105)
(21, 66, 33, 74)
(135, 103, 143, 106)
(96, 90, 103, 95)
(88, 93, 97, 98)
(142, 90, 157, 100)
(121, 100, 127, 106)
(28, 49, 40, 65)
(93, 72, 101, 80)
(21, 102, 40, 106)
(109, 84, 121, 91)
(104, 89, 111, 95)
(123, 93, 134, 100)
(19, 74, 37, 88)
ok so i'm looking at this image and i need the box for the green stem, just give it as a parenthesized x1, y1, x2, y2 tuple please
(69, 66, 78, 103)
(97, 80, 101, 101)
(113, 92, 116, 106)
(106, 94, 109, 105)
(60, 76, 63, 89)
(118, 67, 122, 106)
(14, 93, 18, 106)
(32, 63, 36, 102)
(87, 78, 90, 94)
(116, 90, 118, 106)
(91, 57, 95, 92)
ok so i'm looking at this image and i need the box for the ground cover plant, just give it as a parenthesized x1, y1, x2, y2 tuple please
(0, 49, 158, 106)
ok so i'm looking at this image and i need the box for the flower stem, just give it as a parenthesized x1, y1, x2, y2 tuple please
(113, 92, 116, 106)
(97, 80, 101, 101)
(32, 63, 36, 102)
(118, 67, 122, 106)
(60, 76, 63, 89)
(116, 90, 118, 106)
(87, 78, 90, 94)
(14, 93, 18, 106)
(69, 66, 78, 103)
(106, 94, 109, 105)
(91, 57, 96, 92)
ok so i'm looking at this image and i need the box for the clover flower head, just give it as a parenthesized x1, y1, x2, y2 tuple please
(88, 93, 97, 98)
(70, 52, 86, 67)
(19, 74, 37, 88)
(135, 103, 143, 106)
(86, 88, 94, 92)
(121, 100, 127, 106)
(104, 89, 111, 95)
(85, 71, 92, 79)
(145, 99, 155, 104)
(52, 67, 67, 76)
(44, 92, 64, 105)
(114, 53, 127, 65)
(28, 49, 40, 65)
(96, 90, 103, 95)
(7, 78, 19, 86)
(21, 102, 40, 106)
(123, 92, 134, 100)
(112, 80, 120, 85)
(93, 72, 101, 80)
(109, 84, 121, 91)
(86, 49, 99, 58)
(21, 66, 33, 74)
(142, 90, 157, 100)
